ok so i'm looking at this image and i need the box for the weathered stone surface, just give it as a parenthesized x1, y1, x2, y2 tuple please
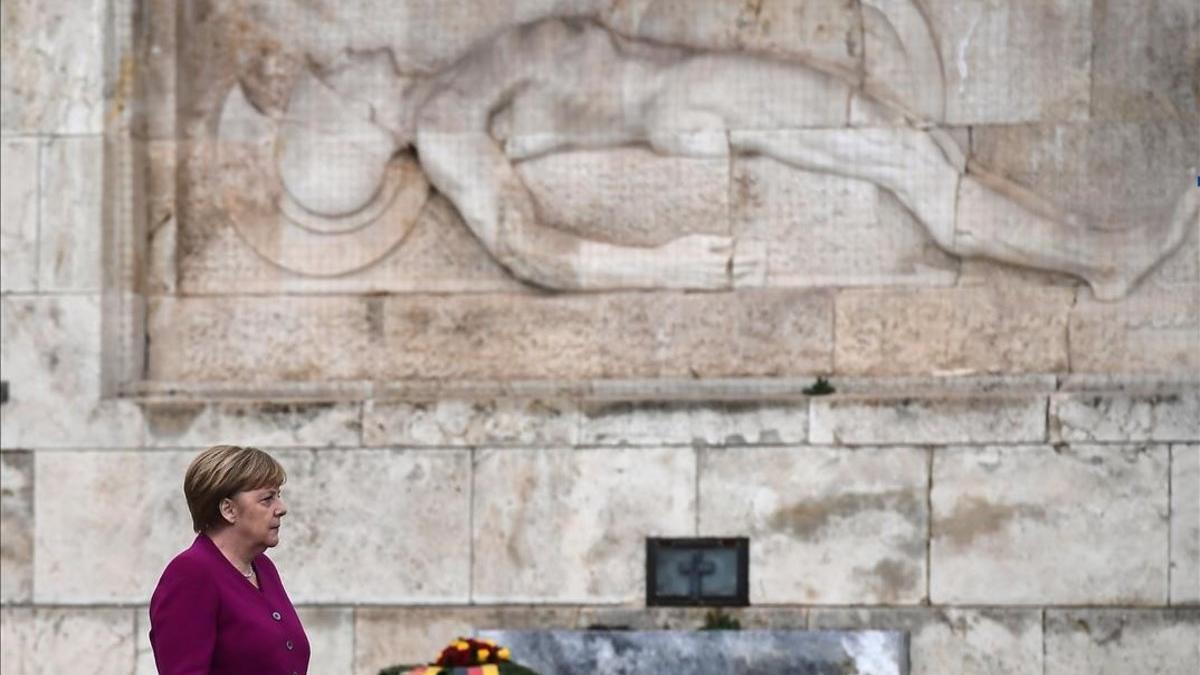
(354, 607, 477, 675)
(576, 606, 809, 631)
(732, 157, 957, 288)
(0, 452, 33, 603)
(931, 444, 1169, 604)
(810, 608, 1042, 675)
(0, 0, 105, 134)
(1070, 289, 1200, 374)
(1045, 609, 1200, 675)
(579, 400, 807, 447)
(810, 396, 1046, 446)
(834, 287, 1073, 376)
(35, 451, 195, 603)
(296, 607, 355, 675)
(700, 445, 928, 604)
(39, 136, 103, 292)
(268, 449, 471, 603)
(1091, 0, 1200, 122)
(518, 148, 728, 246)
(0, 296, 144, 448)
(0, 607, 137, 675)
(363, 399, 578, 447)
(142, 401, 363, 448)
(1051, 391, 1200, 442)
(478, 630, 909, 675)
(0, 138, 38, 292)
(921, 0, 1092, 124)
(472, 447, 694, 603)
(145, 140, 179, 295)
(1173, 445, 1200, 604)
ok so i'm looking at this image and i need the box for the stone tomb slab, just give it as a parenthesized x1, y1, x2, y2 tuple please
(478, 630, 909, 675)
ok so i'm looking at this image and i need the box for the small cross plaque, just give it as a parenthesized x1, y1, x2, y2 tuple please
(646, 537, 749, 606)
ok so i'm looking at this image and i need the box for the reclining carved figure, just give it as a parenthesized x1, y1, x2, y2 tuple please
(245, 15, 1196, 299)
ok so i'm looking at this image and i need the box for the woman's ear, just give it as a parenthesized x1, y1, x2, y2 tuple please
(219, 497, 238, 525)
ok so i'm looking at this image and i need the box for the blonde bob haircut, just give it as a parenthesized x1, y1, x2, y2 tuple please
(184, 444, 287, 533)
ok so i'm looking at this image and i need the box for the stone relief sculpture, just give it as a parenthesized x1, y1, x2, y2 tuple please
(215, 6, 1198, 299)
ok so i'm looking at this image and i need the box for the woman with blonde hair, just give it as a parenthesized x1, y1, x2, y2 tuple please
(149, 444, 309, 674)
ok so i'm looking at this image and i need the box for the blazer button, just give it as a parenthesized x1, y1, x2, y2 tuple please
(286, 640, 294, 650)
(272, 611, 282, 621)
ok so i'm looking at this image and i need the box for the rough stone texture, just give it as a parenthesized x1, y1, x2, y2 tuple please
(0, 138, 39, 292)
(478, 630, 909, 675)
(931, 444, 1170, 605)
(1173, 445, 1200, 604)
(268, 449, 471, 603)
(1044, 609, 1200, 675)
(145, 139, 179, 295)
(1069, 290, 1200, 374)
(39, 136, 103, 292)
(0, 452, 33, 603)
(834, 287, 1073, 376)
(579, 400, 807, 447)
(0, 0, 105, 134)
(1051, 391, 1200, 442)
(732, 157, 958, 288)
(699, 446, 928, 604)
(921, 0, 1092, 124)
(0, 296, 144, 448)
(517, 148, 728, 246)
(142, 401, 363, 448)
(34, 451, 196, 603)
(810, 396, 1047, 446)
(363, 399, 578, 447)
(472, 447, 694, 603)
(809, 608, 1043, 675)
(576, 606, 809, 631)
(296, 607, 355, 675)
(1091, 0, 1200, 123)
(0, 607, 137, 675)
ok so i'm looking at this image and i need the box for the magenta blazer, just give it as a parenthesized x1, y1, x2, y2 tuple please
(149, 534, 310, 674)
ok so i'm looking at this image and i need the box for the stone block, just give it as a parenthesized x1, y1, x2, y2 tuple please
(0, 138, 38, 292)
(517, 147, 728, 246)
(268, 449, 472, 603)
(833, 287, 1073, 376)
(1051, 391, 1200, 442)
(1173, 445, 1200, 604)
(810, 396, 1046, 446)
(731, 157, 958, 288)
(363, 399, 578, 447)
(35, 450, 196, 603)
(1091, 0, 1200, 122)
(472, 447, 694, 603)
(142, 401, 363, 448)
(1069, 289, 1200, 374)
(921, 0, 1092, 124)
(0, 0, 105, 133)
(699, 445, 928, 604)
(0, 607, 137, 675)
(1045, 609, 1200, 675)
(579, 400, 807, 447)
(39, 136, 103, 292)
(931, 444, 1169, 604)
(0, 452, 32, 603)
(0, 296, 144, 448)
(296, 607, 355, 675)
(809, 608, 1043, 675)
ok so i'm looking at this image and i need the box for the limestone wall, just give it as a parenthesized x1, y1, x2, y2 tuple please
(2, 1, 1199, 674)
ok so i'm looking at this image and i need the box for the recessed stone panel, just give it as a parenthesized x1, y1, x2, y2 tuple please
(931, 444, 1169, 604)
(809, 608, 1043, 675)
(1045, 609, 1200, 675)
(0, 607, 137, 675)
(0, 138, 39, 292)
(1172, 445, 1200, 605)
(268, 449, 471, 603)
(699, 446, 928, 604)
(810, 396, 1046, 446)
(363, 399, 578, 447)
(39, 136, 103, 292)
(579, 400, 807, 447)
(1050, 391, 1200, 442)
(472, 447, 694, 603)
(0, 452, 33, 603)
(834, 287, 1073, 376)
(1069, 289, 1200, 374)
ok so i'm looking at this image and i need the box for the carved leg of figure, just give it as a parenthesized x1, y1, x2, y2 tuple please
(417, 130, 754, 290)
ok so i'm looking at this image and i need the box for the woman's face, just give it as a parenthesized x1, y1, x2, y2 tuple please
(227, 486, 288, 548)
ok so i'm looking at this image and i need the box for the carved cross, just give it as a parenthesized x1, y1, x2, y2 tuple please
(677, 551, 717, 599)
